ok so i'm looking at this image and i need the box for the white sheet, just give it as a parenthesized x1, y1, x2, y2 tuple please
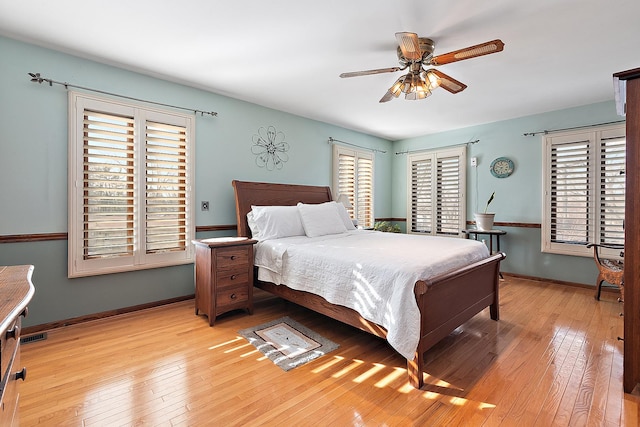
(253, 230, 490, 360)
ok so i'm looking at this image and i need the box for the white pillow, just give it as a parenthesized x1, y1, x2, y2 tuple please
(334, 201, 356, 230)
(246, 210, 261, 238)
(249, 205, 305, 241)
(297, 202, 348, 238)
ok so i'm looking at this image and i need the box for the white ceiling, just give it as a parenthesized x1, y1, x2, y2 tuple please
(1, 0, 638, 140)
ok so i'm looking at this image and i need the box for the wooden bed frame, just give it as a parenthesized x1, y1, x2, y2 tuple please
(232, 180, 506, 388)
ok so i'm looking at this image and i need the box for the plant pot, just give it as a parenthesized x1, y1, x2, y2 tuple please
(474, 213, 495, 231)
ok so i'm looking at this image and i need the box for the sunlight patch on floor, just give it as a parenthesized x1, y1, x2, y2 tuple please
(332, 359, 364, 378)
(311, 355, 345, 373)
(423, 391, 440, 400)
(208, 336, 243, 350)
(375, 367, 406, 388)
(224, 342, 252, 353)
(240, 348, 260, 358)
(353, 363, 386, 383)
(479, 402, 496, 410)
(398, 383, 415, 393)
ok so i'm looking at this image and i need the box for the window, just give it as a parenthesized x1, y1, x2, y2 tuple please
(68, 92, 195, 277)
(542, 124, 625, 257)
(407, 146, 466, 236)
(332, 145, 374, 228)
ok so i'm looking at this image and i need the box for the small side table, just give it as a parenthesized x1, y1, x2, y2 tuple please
(462, 229, 506, 255)
(192, 237, 257, 326)
(463, 229, 506, 279)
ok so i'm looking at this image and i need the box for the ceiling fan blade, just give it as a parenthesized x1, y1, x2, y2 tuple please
(430, 39, 504, 66)
(339, 67, 402, 78)
(429, 69, 467, 94)
(395, 32, 422, 61)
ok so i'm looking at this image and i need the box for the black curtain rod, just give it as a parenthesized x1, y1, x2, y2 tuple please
(523, 120, 624, 137)
(328, 137, 387, 153)
(28, 72, 218, 117)
(394, 139, 479, 155)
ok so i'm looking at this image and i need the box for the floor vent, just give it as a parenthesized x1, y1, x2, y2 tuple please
(21, 332, 47, 344)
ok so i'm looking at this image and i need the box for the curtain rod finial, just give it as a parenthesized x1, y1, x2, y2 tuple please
(28, 72, 43, 84)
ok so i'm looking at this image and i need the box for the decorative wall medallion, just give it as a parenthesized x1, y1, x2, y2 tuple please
(251, 126, 290, 170)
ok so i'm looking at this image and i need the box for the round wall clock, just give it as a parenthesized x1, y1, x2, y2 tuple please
(490, 157, 514, 178)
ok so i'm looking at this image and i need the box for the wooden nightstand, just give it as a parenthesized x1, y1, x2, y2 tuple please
(192, 237, 257, 326)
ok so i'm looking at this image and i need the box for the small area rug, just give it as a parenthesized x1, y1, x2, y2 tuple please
(238, 316, 339, 371)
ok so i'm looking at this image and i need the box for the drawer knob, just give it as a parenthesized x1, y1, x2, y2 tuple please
(230, 274, 237, 280)
(230, 293, 237, 300)
(230, 255, 237, 260)
(6, 325, 20, 340)
(15, 367, 27, 381)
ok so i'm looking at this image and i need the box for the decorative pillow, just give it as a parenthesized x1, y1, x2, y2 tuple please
(297, 202, 348, 238)
(249, 205, 305, 241)
(334, 201, 357, 230)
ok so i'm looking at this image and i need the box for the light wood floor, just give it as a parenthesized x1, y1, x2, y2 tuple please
(19, 277, 640, 426)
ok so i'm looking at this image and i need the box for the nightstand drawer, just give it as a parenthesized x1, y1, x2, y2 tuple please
(217, 269, 249, 288)
(216, 286, 249, 308)
(216, 247, 250, 268)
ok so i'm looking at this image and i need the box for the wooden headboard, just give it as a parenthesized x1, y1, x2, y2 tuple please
(232, 180, 333, 238)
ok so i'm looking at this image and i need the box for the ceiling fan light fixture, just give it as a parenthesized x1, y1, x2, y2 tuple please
(394, 72, 436, 100)
(380, 76, 405, 102)
(400, 73, 416, 93)
(389, 76, 405, 97)
(423, 70, 441, 90)
(405, 81, 432, 100)
(405, 91, 429, 100)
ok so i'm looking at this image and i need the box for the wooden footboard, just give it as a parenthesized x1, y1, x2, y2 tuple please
(408, 251, 505, 388)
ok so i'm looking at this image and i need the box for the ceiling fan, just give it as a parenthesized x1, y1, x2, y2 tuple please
(340, 32, 504, 103)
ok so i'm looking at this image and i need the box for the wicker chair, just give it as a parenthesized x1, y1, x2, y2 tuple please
(587, 243, 624, 301)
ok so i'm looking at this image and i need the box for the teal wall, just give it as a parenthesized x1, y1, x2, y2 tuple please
(391, 101, 623, 284)
(0, 36, 392, 327)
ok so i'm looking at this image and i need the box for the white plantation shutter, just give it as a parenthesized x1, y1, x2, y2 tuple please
(69, 93, 194, 277)
(333, 146, 374, 228)
(549, 138, 591, 245)
(542, 124, 625, 257)
(82, 111, 135, 259)
(599, 135, 625, 245)
(437, 155, 462, 235)
(410, 157, 433, 232)
(408, 147, 466, 236)
(145, 121, 188, 254)
(356, 155, 373, 227)
(336, 151, 356, 218)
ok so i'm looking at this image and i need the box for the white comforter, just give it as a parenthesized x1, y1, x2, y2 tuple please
(253, 230, 490, 360)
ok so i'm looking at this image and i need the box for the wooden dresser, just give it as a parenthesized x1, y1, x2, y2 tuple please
(192, 238, 257, 326)
(0, 265, 35, 426)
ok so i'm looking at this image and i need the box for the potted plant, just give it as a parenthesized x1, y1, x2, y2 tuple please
(474, 192, 495, 231)
(373, 221, 401, 233)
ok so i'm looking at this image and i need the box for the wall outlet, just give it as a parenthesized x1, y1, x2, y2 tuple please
(470, 157, 478, 167)
(201, 201, 209, 211)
